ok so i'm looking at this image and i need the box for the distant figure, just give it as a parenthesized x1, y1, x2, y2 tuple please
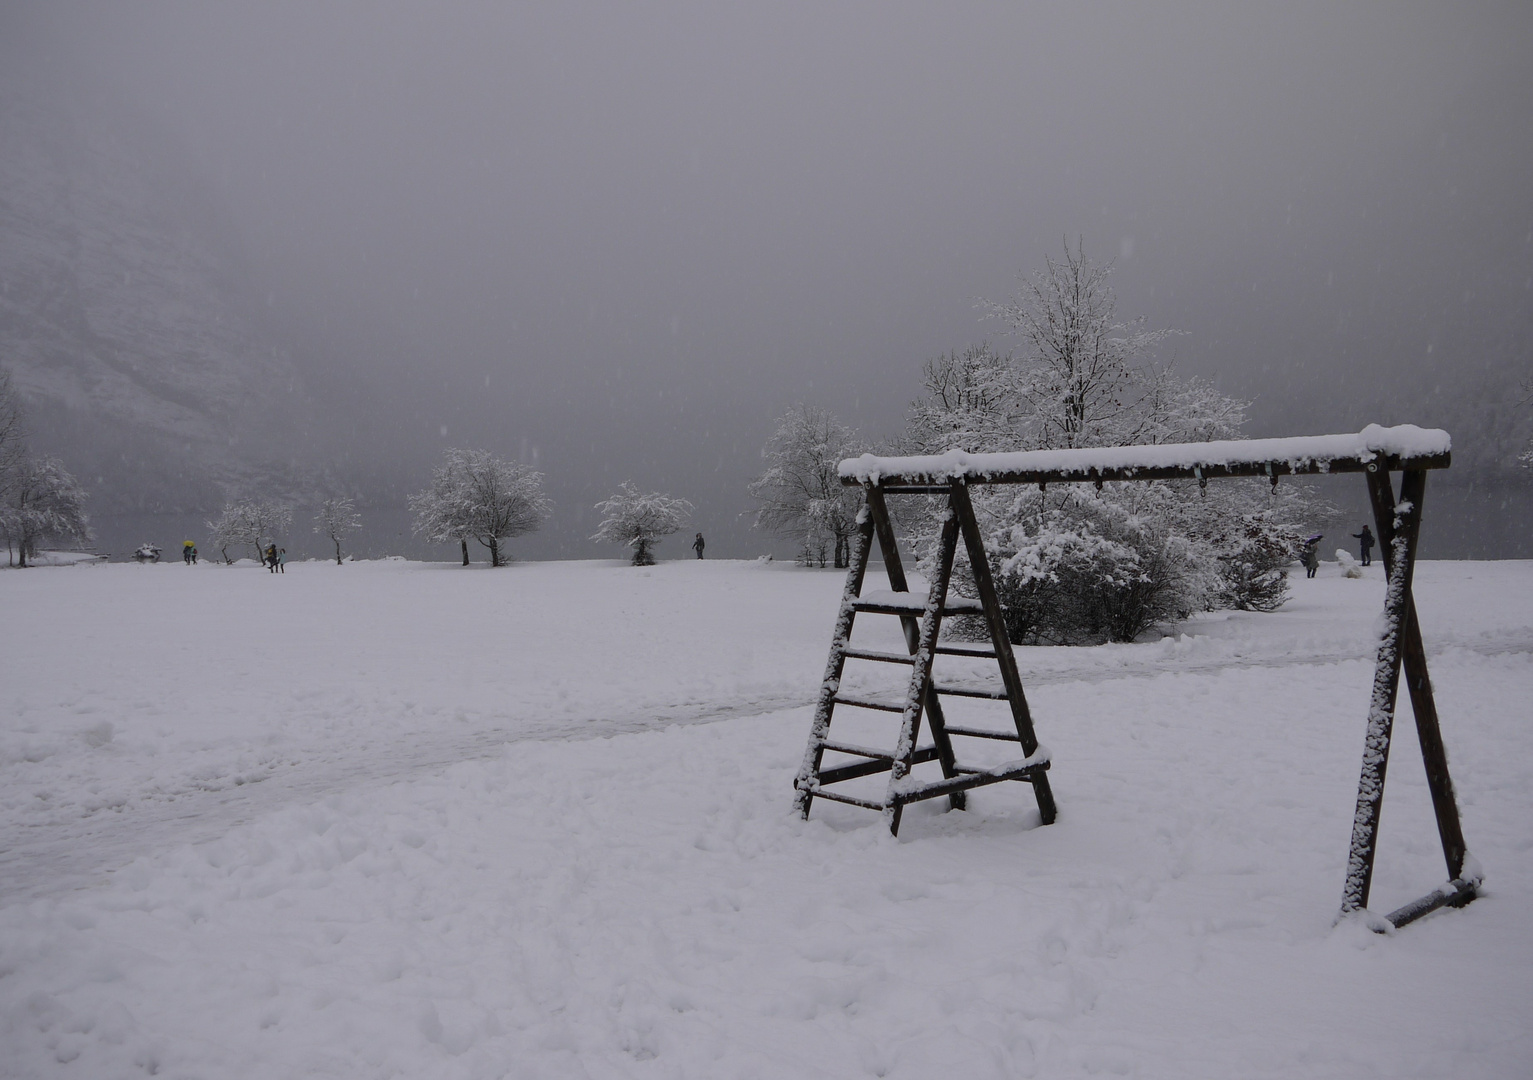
(183, 540, 195, 565)
(1352, 525, 1375, 567)
(276, 547, 287, 573)
(692, 532, 705, 559)
(265, 543, 278, 572)
(190, 545, 197, 565)
(1302, 536, 1321, 578)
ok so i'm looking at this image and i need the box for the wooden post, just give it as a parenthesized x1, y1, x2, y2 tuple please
(866, 485, 966, 812)
(950, 484, 1057, 825)
(885, 499, 960, 835)
(1341, 466, 1427, 914)
(794, 491, 877, 817)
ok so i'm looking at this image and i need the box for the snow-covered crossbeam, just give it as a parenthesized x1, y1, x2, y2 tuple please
(838, 424, 1451, 487)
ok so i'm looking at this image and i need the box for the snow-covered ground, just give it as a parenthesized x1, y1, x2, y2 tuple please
(1, 556, 1530, 1078)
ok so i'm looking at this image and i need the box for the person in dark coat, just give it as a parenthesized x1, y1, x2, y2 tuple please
(692, 532, 705, 559)
(1351, 525, 1375, 567)
(1302, 537, 1321, 578)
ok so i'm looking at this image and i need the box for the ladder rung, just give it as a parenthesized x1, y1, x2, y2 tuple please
(821, 738, 895, 760)
(800, 786, 886, 811)
(833, 693, 906, 713)
(840, 647, 916, 665)
(890, 758, 1050, 805)
(853, 599, 985, 618)
(932, 684, 1009, 701)
(817, 746, 941, 786)
(875, 484, 951, 495)
(943, 725, 1022, 741)
(933, 645, 999, 659)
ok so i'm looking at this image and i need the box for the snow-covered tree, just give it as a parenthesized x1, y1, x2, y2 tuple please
(591, 483, 692, 565)
(907, 242, 1310, 641)
(1, 456, 91, 567)
(206, 498, 293, 564)
(748, 404, 866, 568)
(409, 448, 549, 567)
(313, 497, 362, 564)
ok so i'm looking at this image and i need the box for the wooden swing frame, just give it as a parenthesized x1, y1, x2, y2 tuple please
(794, 427, 1479, 931)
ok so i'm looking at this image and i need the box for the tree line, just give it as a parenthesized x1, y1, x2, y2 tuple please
(202, 455, 693, 568)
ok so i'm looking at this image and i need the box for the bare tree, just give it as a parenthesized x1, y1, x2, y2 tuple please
(748, 404, 865, 568)
(984, 239, 1182, 450)
(409, 448, 550, 567)
(205, 498, 293, 564)
(592, 483, 692, 565)
(1, 457, 90, 567)
(313, 497, 362, 564)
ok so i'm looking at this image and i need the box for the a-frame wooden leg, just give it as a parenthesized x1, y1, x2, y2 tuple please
(1341, 467, 1478, 925)
(794, 490, 876, 818)
(884, 494, 961, 835)
(951, 484, 1057, 825)
(1388, 472, 1469, 886)
(866, 486, 966, 813)
(1341, 466, 1477, 922)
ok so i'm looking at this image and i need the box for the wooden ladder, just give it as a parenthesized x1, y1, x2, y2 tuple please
(793, 481, 1057, 835)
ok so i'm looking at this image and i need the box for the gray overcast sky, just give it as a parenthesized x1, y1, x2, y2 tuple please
(7, 1, 1531, 555)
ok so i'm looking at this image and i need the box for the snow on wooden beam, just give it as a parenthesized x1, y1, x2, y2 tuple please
(839, 424, 1450, 487)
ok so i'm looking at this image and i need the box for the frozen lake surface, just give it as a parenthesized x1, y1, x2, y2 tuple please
(2, 556, 1530, 1077)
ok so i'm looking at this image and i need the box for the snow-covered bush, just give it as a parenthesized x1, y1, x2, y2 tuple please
(592, 483, 692, 565)
(313, 497, 362, 565)
(749, 404, 866, 568)
(1200, 507, 1303, 612)
(409, 448, 549, 567)
(1335, 549, 1364, 578)
(956, 485, 1218, 644)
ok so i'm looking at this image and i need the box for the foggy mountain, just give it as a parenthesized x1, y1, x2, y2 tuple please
(1, 4, 1529, 561)
(0, 89, 320, 522)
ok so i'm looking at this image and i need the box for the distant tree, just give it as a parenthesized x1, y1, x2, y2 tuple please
(313, 497, 362, 564)
(1, 456, 91, 568)
(748, 404, 866, 568)
(205, 497, 293, 564)
(592, 483, 692, 565)
(409, 448, 550, 567)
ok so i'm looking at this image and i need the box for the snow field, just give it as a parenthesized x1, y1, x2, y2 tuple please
(1, 557, 1530, 1077)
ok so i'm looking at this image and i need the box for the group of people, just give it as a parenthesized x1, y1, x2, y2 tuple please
(264, 544, 287, 573)
(1301, 524, 1374, 578)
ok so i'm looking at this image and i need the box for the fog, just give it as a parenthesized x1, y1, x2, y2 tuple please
(4, 2, 1530, 559)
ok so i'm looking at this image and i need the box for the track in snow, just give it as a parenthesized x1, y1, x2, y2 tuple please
(3, 631, 1527, 905)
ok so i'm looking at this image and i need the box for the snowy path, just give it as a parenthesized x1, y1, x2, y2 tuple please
(4, 622, 1528, 907)
(2, 558, 1531, 1077)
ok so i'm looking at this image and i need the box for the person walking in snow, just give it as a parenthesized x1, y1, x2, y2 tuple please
(1302, 536, 1321, 578)
(692, 532, 705, 559)
(1352, 525, 1374, 567)
(183, 540, 195, 565)
(265, 543, 278, 572)
(276, 548, 287, 573)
